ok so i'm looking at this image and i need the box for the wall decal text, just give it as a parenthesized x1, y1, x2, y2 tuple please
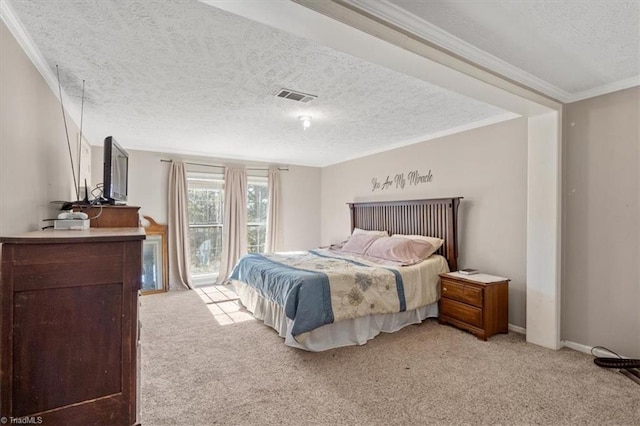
(371, 169, 433, 192)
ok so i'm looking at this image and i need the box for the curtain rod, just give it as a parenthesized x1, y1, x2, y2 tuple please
(160, 159, 288, 171)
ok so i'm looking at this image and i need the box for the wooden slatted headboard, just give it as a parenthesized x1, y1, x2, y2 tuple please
(348, 197, 462, 271)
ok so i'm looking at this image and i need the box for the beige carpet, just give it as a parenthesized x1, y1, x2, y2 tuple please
(140, 290, 639, 425)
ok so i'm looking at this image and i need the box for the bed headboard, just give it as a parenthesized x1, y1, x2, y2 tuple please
(348, 197, 462, 271)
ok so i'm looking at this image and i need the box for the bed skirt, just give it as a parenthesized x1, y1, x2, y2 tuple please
(233, 280, 439, 352)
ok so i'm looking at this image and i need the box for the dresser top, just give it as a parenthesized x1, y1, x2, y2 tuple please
(0, 227, 146, 244)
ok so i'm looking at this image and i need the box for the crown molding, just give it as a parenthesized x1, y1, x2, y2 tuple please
(341, 0, 573, 103)
(567, 76, 640, 103)
(124, 142, 324, 168)
(343, 0, 640, 104)
(326, 112, 520, 167)
(128, 112, 520, 168)
(1, 0, 82, 127)
(340, 0, 640, 103)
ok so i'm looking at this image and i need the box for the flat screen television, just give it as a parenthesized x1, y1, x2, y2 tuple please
(103, 136, 129, 204)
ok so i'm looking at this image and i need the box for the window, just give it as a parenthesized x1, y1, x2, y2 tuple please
(247, 176, 268, 253)
(187, 173, 224, 283)
(187, 172, 269, 285)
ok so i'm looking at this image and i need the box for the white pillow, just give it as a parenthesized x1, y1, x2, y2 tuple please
(393, 234, 444, 251)
(341, 233, 382, 255)
(365, 236, 437, 265)
(353, 228, 388, 237)
(340, 228, 388, 255)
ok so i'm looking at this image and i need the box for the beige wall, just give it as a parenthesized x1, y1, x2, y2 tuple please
(90, 147, 168, 223)
(321, 118, 529, 327)
(0, 21, 83, 236)
(562, 87, 640, 358)
(91, 147, 321, 251)
(279, 164, 322, 251)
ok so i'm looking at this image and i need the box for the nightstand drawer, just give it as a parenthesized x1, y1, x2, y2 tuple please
(440, 298, 483, 328)
(441, 279, 483, 307)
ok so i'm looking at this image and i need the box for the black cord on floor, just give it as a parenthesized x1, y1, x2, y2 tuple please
(591, 345, 640, 371)
(591, 345, 622, 359)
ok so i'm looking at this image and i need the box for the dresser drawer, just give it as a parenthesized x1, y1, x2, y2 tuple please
(440, 297, 483, 328)
(441, 279, 483, 307)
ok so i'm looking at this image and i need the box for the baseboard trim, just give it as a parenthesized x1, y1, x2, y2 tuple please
(508, 323, 526, 334)
(561, 340, 624, 358)
(507, 329, 624, 358)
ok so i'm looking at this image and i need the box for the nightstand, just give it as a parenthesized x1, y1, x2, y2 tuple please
(438, 272, 509, 341)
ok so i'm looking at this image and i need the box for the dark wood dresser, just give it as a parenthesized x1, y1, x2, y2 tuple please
(0, 228, 145, 425)
(438, 272, 509, 341)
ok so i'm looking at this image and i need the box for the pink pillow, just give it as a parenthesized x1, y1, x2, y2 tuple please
(364, 236, 438, 265)
(341, 233, 383, 255)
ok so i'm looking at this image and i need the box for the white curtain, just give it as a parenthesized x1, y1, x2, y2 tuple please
(265, 167, 281, 253)
(168, 161, 193, 289)
(217, 166, 247, 283)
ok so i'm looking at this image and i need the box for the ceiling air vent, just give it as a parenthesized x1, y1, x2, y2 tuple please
(275, 88, 317, 103)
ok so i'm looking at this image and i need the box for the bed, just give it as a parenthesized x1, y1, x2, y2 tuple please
(229, 197, 462, 351)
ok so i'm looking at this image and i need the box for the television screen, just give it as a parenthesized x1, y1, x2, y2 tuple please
(103, 136, 128, 204)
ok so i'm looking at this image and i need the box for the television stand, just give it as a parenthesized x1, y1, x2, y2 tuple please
(73, 205, 140, 228)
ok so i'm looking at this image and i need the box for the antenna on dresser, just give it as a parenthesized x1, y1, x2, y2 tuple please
(77, 79, 85, 201)
(56, 64, 79, 202)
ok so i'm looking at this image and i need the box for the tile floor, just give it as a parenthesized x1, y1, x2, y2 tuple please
(194, 284, 255, 325)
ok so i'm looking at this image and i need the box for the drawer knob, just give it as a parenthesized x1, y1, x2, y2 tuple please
(443, 287, 447, 291)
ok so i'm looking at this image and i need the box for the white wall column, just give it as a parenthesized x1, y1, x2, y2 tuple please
(526, 111, 562, 349)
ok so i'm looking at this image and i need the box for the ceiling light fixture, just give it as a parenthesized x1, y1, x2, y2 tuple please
(299, 115, 312, 130)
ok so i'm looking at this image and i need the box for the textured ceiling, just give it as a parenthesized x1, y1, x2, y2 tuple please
(348, 0, 640, 102)
(5, 0, 512, 167)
